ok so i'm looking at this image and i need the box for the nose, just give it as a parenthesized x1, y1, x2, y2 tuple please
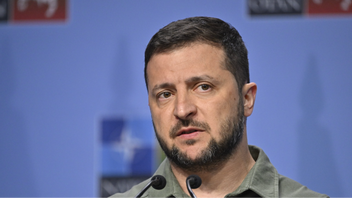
(173, 92, 197, 120)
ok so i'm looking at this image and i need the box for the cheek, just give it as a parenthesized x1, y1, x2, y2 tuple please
(150, 99, 176, 126)
(150, 109, 171, 140)
(202, 94, 238, 135)
(205, 94, 238, 117)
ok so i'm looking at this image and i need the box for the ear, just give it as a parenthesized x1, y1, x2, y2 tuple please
(242, 82, 257, 117)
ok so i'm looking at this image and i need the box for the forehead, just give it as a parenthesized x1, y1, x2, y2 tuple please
(146, 43, 228, 87)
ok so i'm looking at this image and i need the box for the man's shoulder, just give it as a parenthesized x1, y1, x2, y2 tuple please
(279, 174, 329, 198)
(109, 178, 150, 198)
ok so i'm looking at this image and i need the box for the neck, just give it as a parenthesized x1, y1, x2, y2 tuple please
(170, 136, 255, 198)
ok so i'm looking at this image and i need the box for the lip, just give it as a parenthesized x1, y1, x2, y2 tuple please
(176, 127, 204, 137)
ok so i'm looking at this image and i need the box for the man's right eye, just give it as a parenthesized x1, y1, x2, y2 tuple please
(158, 92, 172, 99)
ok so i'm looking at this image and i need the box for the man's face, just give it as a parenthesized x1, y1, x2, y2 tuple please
(147, 43, 244, 171)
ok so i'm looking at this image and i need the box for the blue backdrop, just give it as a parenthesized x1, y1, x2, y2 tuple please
(0, 0, 351, 197)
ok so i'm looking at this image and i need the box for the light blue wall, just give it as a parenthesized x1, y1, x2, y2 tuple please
(0, 0, 351, 197)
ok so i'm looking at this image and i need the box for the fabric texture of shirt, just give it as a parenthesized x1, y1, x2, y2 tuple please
(110, 145, 328, 198)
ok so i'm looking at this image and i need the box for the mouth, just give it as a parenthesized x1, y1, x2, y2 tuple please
(176, 127, 204, 137)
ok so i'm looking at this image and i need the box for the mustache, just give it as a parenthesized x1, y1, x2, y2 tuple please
(169, 119, 211, 138)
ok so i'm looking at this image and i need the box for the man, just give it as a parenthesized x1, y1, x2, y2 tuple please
(111, 16, 327, 198)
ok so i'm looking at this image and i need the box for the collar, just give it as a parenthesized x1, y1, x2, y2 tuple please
(226, 145, 279, 198)
(146, 145, 279, 198)
(145, 159, 188, 198)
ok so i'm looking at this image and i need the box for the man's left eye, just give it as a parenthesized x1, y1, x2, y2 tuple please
(197, 84, 211, 91)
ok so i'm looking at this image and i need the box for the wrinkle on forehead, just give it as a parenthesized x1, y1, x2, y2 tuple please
(147, 43, 229, 91)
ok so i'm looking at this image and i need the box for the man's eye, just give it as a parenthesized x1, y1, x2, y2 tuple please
(159, 92, 172, 99)
(198, 84, 211, 91)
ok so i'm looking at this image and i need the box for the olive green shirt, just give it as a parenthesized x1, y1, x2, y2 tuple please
(110, 145, 328, 198)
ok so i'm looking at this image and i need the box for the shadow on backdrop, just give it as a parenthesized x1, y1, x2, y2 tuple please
(298, 55, 342, 196)
(100, 36, 153, 197)
(109, 36, 134, 116)
(0, 37, 37, 196)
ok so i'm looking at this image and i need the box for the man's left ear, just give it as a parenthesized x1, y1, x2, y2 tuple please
(242, 82, 257, 117)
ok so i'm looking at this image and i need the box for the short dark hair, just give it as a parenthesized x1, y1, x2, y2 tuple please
(144, 16, 249, 92)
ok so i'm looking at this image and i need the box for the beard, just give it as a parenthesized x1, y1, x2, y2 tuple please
(153, 98, 245, 173)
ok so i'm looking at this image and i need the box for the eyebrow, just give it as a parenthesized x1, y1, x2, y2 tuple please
(151, 74, 218, 94)
(151, 82, 175, 95)
(185, 75, 215, 84)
